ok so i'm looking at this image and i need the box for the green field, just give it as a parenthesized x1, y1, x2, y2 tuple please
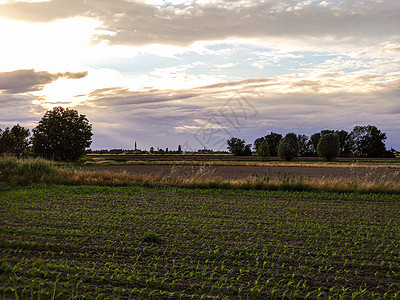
(1, 184, 400, 299)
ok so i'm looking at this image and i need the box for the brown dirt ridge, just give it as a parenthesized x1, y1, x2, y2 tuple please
(81, 164, 400, 182)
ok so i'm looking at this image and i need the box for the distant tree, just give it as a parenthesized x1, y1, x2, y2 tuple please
(32, 107, 92, 161)
(150, 147, 154, 154)
(278, 133, 298, 161)
(351, 125, 387, 157)
(253, 137, 266, 152)
(227, 137, 252, 156)
(177, 145, 182, 154)
(384, 148, 396, 158)
(0, 128, 10, 155)
(317, 133, 340, 161)
(266, 132, 282, 157)
(309, 133, 321, 156)
(243, 144, 252, 156)
(335, 130, 354, 157)
(0, 124, 30, 158)
(256, 140, 270, 161)
(308, 130, 338, 156)
(321, 129, 335, 136)
(297, 134, 313, 157)
(254, 132, 282, 157)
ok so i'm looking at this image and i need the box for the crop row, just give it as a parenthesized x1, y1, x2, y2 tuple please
(1, 184, 400, 298)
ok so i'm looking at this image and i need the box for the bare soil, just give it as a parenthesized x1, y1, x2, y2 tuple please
(82, 164, 400, 182)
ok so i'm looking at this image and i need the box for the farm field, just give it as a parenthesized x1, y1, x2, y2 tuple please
(1, 184, 400, 299)
(82, 154, 400, 183)
(81, 163, 400, 182)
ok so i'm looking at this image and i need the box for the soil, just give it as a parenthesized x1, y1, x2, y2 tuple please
(81, 164, 400, 182)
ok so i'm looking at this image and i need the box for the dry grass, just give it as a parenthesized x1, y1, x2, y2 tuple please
(2, 156, 399, 194)
(53, 167, 400, 194)
(83, 159, 400, 169)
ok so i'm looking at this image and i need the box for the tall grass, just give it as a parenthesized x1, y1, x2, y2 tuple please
(83, 159, 400, 169)
(0, 156, 57, 184)
(1, 157, 400, 194)
(54, 168, 400, 194)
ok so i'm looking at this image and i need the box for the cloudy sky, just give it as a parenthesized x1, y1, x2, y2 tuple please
(0, 0, 399, 151)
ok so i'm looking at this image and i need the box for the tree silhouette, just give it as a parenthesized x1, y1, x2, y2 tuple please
(227, 137, 252, 156)
(317, 133, 340, 161)
(0, 124, 30, 158)
(351, 125, 387, 157)
(278, 133, 298, 161)
(32, 107, 92, 161)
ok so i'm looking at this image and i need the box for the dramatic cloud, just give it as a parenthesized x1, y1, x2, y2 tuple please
(0, 69, 88, 93)
(1, 0, 399, 150)
(1, 0, 399, 48)
(74, 68, 400, 150)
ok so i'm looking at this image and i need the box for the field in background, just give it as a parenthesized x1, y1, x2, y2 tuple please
(1, 185, 400, 299)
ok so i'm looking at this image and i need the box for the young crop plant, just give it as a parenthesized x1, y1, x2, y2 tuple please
(1, 185, 400, 298)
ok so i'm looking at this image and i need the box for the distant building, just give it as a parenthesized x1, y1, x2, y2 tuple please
(198, 148, 213, 154)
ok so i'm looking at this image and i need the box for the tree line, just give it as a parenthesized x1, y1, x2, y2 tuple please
(228, 126, 396, 161)
(1, 106, 396, 162)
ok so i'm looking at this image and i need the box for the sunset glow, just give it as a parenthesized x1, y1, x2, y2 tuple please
(1, 0, 399, 150)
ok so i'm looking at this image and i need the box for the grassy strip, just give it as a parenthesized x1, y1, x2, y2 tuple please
(1, 156, 400, 194)
(56, 169, 400, 194)
(81, 158, 400, 168)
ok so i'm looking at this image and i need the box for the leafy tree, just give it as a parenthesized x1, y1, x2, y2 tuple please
(309, 129, 352, 157)
(336, 130, 354, 157)
(32, 107, 92, 161)
(266, 132, 282, 157)
(309, 133, 321, 156)
(253, 137, 266, 152)
(256, 140, 270, 161)
(351, 125, 387, 157)
(227, 137, 252, 156)
(0, 124, 30, 158)
(278, 133, 298, 161)
(317, 133, 340, 161)
(254, 132, 282, 157)
(297, 134, 313, 157)
(177, 145, 182, 154)
(321, 129, 335, 135)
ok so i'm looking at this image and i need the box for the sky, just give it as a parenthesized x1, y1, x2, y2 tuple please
(0, 0, 399, 152)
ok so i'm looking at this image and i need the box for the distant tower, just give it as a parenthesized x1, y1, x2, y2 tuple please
(134, 141, 137, 150)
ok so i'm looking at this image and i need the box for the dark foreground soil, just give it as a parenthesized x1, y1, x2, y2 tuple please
(81, 164, 400, 182)
(2, 185, 400, 298)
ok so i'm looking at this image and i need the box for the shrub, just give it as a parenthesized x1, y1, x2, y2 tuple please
(317, 133, 340, 161)
(278, 133, 298, 161)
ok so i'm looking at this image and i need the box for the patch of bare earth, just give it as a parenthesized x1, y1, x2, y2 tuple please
(81, 164, 400, 182)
